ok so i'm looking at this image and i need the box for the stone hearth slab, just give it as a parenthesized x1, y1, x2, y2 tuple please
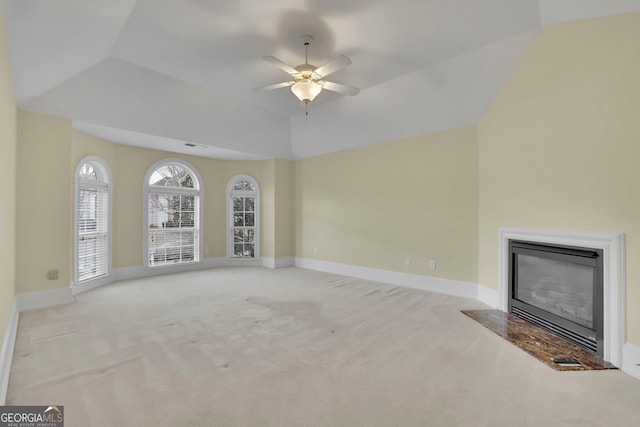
(461, 309, 617, 371)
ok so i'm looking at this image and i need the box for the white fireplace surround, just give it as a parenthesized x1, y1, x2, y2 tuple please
(498, 227, 625, 367)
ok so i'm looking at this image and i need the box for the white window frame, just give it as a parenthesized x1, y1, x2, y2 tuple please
(226, 174, 260, 260)
(74, 156, 112, 285)
(143, 159, 203, 269)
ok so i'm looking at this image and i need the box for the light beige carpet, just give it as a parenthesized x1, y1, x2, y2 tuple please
(7, 267, 640, 426)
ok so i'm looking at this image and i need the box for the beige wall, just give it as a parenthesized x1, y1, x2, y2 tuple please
(295, 126, 479, 283)
(0, 5, 17, 348)
(274, 159, 294, 259)
(478, 13, 640, 346)
(15, 118, 293, 291)
(16, 111, 72, 293)
(15, 122, 280, 292)
(261, 160, 276, 258)
(260, 159, 294, 260)
(106, 144, 233, 267)
(72, 131, 268, 268)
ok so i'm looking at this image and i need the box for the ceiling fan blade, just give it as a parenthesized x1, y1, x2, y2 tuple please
(254, 81, 295, 92)
(314, 55, 352, 78)
(320, 81, 360, 96)
(263, 56, 298, 75)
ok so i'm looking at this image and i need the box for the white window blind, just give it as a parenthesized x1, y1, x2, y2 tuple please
(76, 161, 110, 282)
(146, 162, 200, 267)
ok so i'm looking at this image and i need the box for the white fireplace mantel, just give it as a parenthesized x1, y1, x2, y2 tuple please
(498, 227, 625, 367)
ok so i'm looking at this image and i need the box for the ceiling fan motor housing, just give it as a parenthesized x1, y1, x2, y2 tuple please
(294, 64, 319, 81)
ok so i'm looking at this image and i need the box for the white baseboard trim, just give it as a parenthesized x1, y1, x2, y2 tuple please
(476, 284, 499, 308)
(114, 257, 228, 281)
(262, 258, 275, 269)
(622, 342, 640, 381)
(74, 257, 283, 294)
(223, 258, 262, 267)
(115, 257, 233, 281)
(0, 301, 18, 405)
(261, 257, 295, 269)
(295, 257, 480, 300)
(15, 288, 75, 313)
(71, 274, 114, 295)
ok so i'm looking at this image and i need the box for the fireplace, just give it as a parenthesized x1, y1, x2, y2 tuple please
(498, 228, 625, 366)
(508, 240, 603, 356)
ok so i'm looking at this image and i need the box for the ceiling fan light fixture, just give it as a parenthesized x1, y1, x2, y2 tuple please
(291, 79, 322, 103)
(256, 34, 358, 115)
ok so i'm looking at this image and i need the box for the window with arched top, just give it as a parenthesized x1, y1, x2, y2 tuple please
(75, 156, 111, 283)
(233, 179, 256, 191)
(144, 160, 202, 267)
(227, 175, 259, 259)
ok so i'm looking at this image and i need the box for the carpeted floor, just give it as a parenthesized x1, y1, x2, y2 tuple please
(7, 267, 640, 426)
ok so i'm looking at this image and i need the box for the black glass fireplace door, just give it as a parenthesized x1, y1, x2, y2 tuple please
(509, 240, 603, 357)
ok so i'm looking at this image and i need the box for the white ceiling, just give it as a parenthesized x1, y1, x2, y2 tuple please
(2, 0, 639, 159)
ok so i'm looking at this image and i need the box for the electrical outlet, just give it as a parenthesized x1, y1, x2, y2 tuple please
(405, 257, 411, 266)
(204, 246, 209, 254)
(428, 259, 436, 270)
(313, 247, 318, 256)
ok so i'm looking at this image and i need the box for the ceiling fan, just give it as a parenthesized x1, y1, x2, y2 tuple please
(255, 35, 360, 115)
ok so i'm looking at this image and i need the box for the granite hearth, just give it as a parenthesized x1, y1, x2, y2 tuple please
(462, 309, 617, 371)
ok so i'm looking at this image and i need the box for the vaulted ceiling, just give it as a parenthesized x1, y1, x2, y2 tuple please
(2, 1, 638, 159)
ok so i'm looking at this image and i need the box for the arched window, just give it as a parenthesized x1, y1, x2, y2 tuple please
(75, 156, 111, 283)
(227, 175, 259, 259)
(144, 160, 202, 267)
